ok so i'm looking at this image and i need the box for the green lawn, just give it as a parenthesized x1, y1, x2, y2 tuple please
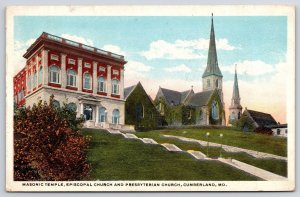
(82, 129, 260, 181)
(134, 129, 287, 177)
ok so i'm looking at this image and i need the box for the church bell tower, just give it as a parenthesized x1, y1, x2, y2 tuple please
(229, 65, 243, 123)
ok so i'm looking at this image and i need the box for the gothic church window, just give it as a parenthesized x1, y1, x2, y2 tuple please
(207, 79, 210, 87)
(211, 101, 219, 120)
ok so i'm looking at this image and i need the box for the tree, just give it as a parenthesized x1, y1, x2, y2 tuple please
(14, 95, 90, 181)
(235, 115, 256, 132)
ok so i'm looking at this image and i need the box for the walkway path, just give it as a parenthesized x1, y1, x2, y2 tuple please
(163, 134, 287, 161)
(103, 129, 287, 181)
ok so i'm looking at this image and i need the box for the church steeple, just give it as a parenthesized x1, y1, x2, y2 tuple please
(202, 13, 223, 93)
(229, 65, 243, 123)
(202, 13, 223, 78)
(232, 65, 240, 100)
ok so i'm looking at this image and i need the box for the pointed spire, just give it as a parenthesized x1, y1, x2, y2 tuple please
(202, 13, 223, 78)
(232, 64, 240, 99)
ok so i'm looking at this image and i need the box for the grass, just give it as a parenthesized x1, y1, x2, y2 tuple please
(134, 129, 287, 177)
(82, 128, 260, 181)
(135, 128, 287, 157)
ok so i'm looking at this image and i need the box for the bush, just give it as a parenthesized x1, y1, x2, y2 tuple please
(14, 95, 91, 181)
(254, 127, 273, 135)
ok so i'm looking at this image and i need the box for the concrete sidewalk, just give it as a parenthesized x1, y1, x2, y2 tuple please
(163, 134, 287, 161)
(218, 158, 287, 181)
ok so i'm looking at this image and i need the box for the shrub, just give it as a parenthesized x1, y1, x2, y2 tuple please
(14, 95, 91, 181)
(254, 127, 273, 135)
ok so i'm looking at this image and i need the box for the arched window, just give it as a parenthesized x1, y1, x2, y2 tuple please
(17, 91, 21, 102)
(27, 74, 31, 90)
(277, 129, 281, 135)
(207, 79, 210, 87)
(230, 112, 235, 120)
(49, 65, 60, 84)
(67, 102, 77, 112)
(199, 110, 203, 120)
(21, 88, 25, 99)
(38, 66, 43, 85)
(67, 69, 77, 87)
(211, 101, 219, 120)
(112, 79, 119, 95)
(99, 107, 107, 122)
(53, 100, 60, 109)
(136, 103, 144, 120)
(33, 71, 37, 88)
(83, 73, 92, 89)
(216, 79, 219, 88)
(112, 109, 120, 124)
(97, 77, 106, 92)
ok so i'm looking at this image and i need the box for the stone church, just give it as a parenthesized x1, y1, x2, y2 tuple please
(154, 15, 226, 126)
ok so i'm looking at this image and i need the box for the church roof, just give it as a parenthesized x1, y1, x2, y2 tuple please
(124, 84, 137, 100)
(187, 90, 215, 107)
(202, 14, 223, 78)
(246, 109, 278, 127)
(160, 88, 183, 105)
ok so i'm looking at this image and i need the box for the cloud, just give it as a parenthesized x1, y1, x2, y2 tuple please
(61, 34, 94, 46)
(102, 44, 126, 56)
(163, 64, 191, 73)
(141, 38, 236, 60)
(222, 60, 276, 76)
(124, 60, 152, 79)
(13, 39, 37, 74)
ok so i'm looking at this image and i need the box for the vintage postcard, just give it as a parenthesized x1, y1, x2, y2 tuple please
(6, 5, 295, 191)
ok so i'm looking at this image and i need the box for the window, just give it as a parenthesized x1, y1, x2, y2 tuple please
(277, 129, 281, 135)
(33, 71, 37, 88)
(21, 88, 25, 99)
(99, 107, 107, 123)
(38, 66, 43, 85)
(49, 65, 60, 84)
(84, 62, 91, 68)
(50, 54, 59, 61)
(97, 77, 106, 92)
(136, 103, 144, 120)
(68, 58, 75, 65)
(27, 75, 31, 90)
(83, 105, 93, 120)
(207, 79, 210, 87)
(67, 69, 77, 87)
(67, 102, 77, 112)
(83, 73, 92, 89)
(112, 109, 120, 124)
(216, 79, 219, 88)
(18, 91, 21, 102)
(211, 101, 219, 120)
(285, 129, 287, 134)
(53, 100, 60, 109)
(159, 102, 164, 115)
(199, 110, 203, 120)
(112, 79, 119, 95)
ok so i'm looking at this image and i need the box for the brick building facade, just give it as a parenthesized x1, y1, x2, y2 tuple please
(13, 32, 127, 129)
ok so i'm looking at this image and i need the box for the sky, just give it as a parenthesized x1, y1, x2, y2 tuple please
(13, 16, 288, 123)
